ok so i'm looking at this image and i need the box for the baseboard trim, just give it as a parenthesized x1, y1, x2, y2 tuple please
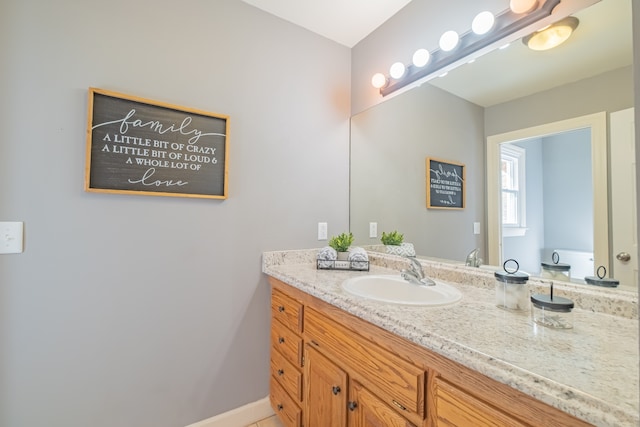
(185, 396, 274, 427)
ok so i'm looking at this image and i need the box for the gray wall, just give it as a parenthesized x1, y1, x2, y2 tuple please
(0, 1, 350, 426)
(485, 66, 634, 136)
(350, 84, 485, 260)
(542, 129, 593, 251)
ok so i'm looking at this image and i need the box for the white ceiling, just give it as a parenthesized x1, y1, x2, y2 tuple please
(241, 0, 632, 107)
(240, 0, 412, 48)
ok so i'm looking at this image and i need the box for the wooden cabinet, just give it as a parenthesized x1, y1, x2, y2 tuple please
(432, 377, 527, 427)
(304, 306, 425, 426)
(304, 345, 347, 427)
(269, 288, 304, 427)
(304, 344, 416, 427)
(348, 381, 417, 427)
(268, 278, 593, 427)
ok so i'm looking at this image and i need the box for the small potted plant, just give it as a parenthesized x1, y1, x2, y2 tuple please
(329, 232, 354, 260)
(381, 231, 404, 246)
(381, 230, 415, 256)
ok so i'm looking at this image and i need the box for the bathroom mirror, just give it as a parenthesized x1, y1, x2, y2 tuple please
(350, 0, 636, 289)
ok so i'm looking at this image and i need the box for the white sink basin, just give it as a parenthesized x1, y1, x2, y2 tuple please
(341, 275, 462, 306)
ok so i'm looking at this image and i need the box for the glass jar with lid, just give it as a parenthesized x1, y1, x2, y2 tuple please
(495, 259, 529, 311)
(531, 283, 574, 329)
(540, 251, 571, 282)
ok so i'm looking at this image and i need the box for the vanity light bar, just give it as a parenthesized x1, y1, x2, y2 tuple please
(379, 0, 561, 97)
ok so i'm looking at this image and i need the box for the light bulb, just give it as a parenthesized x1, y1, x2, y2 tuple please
(439, 31, 459, 52)
(472, 11, 495, 35)
(389, 62, 406, 79)
(412, 49, 430, 67)
(510, 0, 538, 14)
(371, 73, 387, 89)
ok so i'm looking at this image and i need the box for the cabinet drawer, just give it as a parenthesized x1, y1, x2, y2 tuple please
(271, 345, 303, 402)
(433, 377, 528, 427)
(271, 319, 303, 367)
(270, 376, 302, 427)
(305, 307, 425, 418)
(272, 288, 303, 333)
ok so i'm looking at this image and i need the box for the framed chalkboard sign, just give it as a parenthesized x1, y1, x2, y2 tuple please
(85, 88, 229, 199)
(426, 157, 465, 209)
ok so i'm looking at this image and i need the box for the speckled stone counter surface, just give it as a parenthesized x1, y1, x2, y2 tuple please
(262, 249, 639, 427)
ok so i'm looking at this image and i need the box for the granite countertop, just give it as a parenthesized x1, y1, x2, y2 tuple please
(262, 249, 639, 427)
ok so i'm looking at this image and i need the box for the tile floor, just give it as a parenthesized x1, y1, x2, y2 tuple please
(246, 415, 284, 427)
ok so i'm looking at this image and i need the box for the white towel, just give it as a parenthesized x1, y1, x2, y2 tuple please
(317, 246, 337, 268)
(348, 247, 369, 270)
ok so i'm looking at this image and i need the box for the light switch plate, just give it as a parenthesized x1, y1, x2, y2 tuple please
(473, 222, 481, 235)
(0, 222, 24, 254)
(369, 222, 378, 238)
(318, 222, 328, 240)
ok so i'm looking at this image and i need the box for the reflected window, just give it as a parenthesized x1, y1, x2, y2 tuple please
(501, 145, 526, 227)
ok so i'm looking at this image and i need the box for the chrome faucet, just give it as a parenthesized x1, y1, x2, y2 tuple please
(465, 248, 482, 267)
(401, 257, 436, 286)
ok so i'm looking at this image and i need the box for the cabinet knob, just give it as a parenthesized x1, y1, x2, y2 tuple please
(277, 404, 283, 411)
(278, 337, 285, 344)
(277, 369, 284, 376)
(332, 386, 341, 395)
(348, 401, 358, 411)
(278, 305, 285, 312)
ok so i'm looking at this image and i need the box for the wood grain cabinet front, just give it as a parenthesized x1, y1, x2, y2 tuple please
(304, 306, 425, 424)
(269, 287, 304, 426)
(268, 277, 594, 427)
(432, 377, 528, 427)
(348, 380, 417, 427)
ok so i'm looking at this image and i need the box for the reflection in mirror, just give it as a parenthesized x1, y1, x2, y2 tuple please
(349, 0, 636, 291)
(499, 129, 593, 280)
(486, 113, 608, 285)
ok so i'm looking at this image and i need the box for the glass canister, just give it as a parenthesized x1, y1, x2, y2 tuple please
(540, 251, 571, 282)
(531, 283, 574, 329)
(495, 259, 529, 311)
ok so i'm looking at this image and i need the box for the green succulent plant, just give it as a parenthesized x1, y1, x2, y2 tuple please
(328, 232, 354, 252)
(381, 231, 404, 246)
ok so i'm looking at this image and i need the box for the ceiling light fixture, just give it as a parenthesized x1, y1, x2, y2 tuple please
(472, 11, 495, 35)
(371, 73, 388, 89)
(389, 62, 406, 79)
(439, 30, 460, 52)
(412, 49, 431, 67)
(371, 0, 561, 96)
(523, 16, 579, 51)
(510, 0, 539, 14)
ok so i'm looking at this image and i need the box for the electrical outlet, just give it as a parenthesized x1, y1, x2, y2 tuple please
(369, 222, 378, 238)
(318, 222, 328, 240)
(0, 222, 24, 254)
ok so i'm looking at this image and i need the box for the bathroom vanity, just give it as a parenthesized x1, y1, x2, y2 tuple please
(263, 249, 638, 427)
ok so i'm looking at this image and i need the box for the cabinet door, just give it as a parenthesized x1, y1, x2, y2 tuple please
(433, 377, 528, 427)
(348, 381, 416, 427)
(304, 345, 347, 427)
